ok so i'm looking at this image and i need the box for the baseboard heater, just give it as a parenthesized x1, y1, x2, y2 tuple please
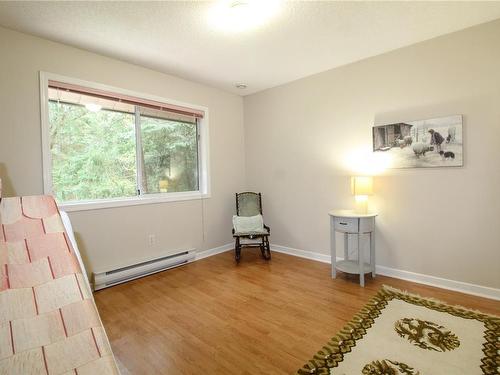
(93, 249, 196, 291)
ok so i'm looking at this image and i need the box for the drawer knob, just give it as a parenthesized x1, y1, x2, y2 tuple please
(339, 222, 347, 225)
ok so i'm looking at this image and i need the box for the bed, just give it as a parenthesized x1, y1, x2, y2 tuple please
(0, 194, 119, 374)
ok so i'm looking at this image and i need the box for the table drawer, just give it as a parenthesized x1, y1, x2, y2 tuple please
(334, 217, 358, 232)
(359, 217, 375, 233)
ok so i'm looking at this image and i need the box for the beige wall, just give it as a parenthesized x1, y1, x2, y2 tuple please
(0, 27, 246, 275)
(244, 20, 500, 289)
(1, 20, 499, 290)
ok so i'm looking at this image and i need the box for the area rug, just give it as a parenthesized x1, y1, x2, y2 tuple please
(297, 285, 500, 375)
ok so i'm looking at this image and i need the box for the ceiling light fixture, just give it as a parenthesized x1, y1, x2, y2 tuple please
(85, 103, 102, 112)
(235, 83, 247, 89)
(208, 0, 281, 33)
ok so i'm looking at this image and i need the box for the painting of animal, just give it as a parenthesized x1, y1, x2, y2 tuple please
(396, 139, 406, 148)
(412, 142, 434, 157)
(372, 115, 463, 168)
(439, 151, 455, 160)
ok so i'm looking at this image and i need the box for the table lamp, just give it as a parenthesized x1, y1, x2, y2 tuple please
(351, 176, 373, 214)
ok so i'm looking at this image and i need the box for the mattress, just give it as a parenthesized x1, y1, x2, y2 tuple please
(0, 195, 119, 374)
(59, 211, 90, 288)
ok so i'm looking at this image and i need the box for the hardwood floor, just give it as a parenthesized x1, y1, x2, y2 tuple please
(94, 250, 500, 375)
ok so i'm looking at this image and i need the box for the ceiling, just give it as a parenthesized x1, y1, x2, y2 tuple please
(1, 1, 500, 96)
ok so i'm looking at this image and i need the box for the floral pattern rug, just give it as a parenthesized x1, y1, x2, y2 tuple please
(297, 285, 499, 375)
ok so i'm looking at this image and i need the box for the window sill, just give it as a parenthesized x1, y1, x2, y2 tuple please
(58, 191, 210, 212)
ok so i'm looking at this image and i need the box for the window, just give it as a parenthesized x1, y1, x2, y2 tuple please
(40, 73, 209, 211)
(138, 107, 199, 195)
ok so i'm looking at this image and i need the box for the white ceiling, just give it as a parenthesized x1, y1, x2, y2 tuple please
(1, 1, 500, 96)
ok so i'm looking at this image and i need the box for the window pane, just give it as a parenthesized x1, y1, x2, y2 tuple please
(140, 115, 199, 194)
(48, 101, 137, 202)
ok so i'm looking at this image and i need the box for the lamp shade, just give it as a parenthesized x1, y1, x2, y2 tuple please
(351, 176, 373, 196)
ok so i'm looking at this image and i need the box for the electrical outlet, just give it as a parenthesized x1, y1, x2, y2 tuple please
(148, 234, 156, 246)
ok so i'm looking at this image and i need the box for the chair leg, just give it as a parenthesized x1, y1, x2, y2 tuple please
(263, 236, 271, 260)
(259, 238, 266, 259)
(235, 238, 241, 263)
(266, 237, 271, 259)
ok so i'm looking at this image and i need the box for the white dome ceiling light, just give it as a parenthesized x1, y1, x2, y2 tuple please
(208, 0, 281, 33)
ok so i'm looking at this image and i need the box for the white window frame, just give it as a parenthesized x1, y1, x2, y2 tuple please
(39, 71, 210, 212)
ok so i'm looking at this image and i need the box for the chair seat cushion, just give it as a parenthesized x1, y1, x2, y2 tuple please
(234, 229, 269, 237)
(232, 214, 264, 233)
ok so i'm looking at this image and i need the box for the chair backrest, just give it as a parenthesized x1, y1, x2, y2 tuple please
(236, 192, 262, 217)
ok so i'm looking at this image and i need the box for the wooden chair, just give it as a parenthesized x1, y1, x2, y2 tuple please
(232, 192, 271, 262)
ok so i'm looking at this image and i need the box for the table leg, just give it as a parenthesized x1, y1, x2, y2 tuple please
(358, 233, 364, 287)
(344, 232, 348, 261)
(370, 231, 376, 278)
(330, 216, 336, 278)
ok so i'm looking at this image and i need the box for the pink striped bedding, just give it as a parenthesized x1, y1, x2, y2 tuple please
(0, 194, 119, 374)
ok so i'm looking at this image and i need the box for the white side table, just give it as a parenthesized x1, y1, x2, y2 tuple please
(329, 210, 377, 287)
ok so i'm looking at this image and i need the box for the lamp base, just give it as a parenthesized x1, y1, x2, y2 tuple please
(354, 196, 368, 214)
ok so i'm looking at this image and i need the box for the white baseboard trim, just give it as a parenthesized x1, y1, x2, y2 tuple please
(195, 243, 233, 261)
(374, 265, 500, 301)
(271, 244, 331, 264)
(271, 244, 500, 301)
